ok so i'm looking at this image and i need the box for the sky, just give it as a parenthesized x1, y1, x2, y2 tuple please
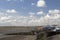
(0, 0, 60, 26)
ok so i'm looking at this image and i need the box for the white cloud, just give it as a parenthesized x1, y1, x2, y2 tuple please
(37, 11, 43, 15)
(29, 12, 35, 15)
(38, 9, 60, 25)
(0, 9, 60, 26)
(49, 9, 60, 14)
(29, 12, 35, 17)
(48, 9, 60, 19)
(37, 0, 46, 7)
(0, 17, 10, 20)
(31, 3, 35, 6)
(6, 9, 17, 13)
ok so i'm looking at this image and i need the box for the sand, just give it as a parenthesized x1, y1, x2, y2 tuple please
(0, 35, 36, 40)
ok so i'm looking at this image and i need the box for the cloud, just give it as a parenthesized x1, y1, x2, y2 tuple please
(0, 9, 60, 26)
(29, 12, 35, 17)
(49, 9, 60, 19)
(48, 9, 60, 19)
(6, 9, 17, 13)
(0, 11, 39, 26)
(37, 11, 43, 15)
(37, 0, 46, 7)
(31, 3, 35, 6)
(0, 16, 11, 20)
(49, 9, 60, 15)
(38, 9, 60, 25)
(29, 12, 35, 15)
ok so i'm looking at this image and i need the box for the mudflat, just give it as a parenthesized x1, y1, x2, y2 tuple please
(47, 34, 60, 40)
(0, 27, 35, 34)
(0, 35, 36, 40)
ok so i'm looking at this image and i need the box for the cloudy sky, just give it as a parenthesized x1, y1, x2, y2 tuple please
(0, 0, 60, 26)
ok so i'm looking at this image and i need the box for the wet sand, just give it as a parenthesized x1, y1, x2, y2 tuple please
(0, 27, 37, 40)
(47, 34, 60, 40)
(0, 35, 36, 40)
(0, 27, 35, 34)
